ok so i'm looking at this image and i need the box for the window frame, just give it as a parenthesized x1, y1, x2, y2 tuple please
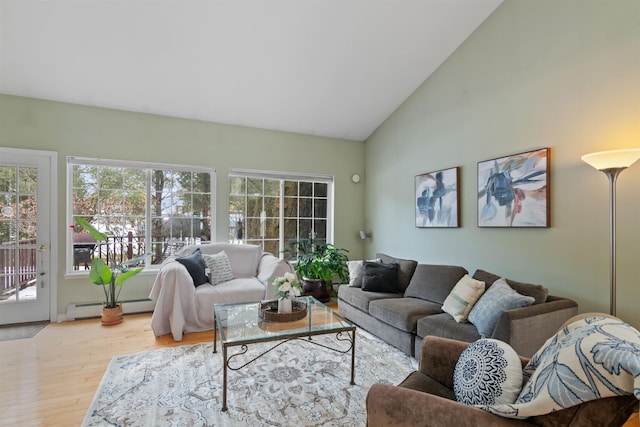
(66, 156, 216, 275)
(228, 168, 334, 258)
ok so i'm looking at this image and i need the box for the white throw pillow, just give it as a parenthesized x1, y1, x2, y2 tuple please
(202, 251, 234, 285)
(347, 258, 381, 287)
(453, 339, 523, 406)
(442, 274, 485, 322)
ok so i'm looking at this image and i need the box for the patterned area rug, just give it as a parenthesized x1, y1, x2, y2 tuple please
(0, 321, 48, 341)
(83, 329, 417, 426)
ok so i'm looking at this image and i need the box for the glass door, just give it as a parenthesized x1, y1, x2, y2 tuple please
(0, 148, 56, 325)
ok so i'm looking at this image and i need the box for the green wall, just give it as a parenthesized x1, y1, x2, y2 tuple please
(365, 0, 640, 329)
(0, 95, 365, 317)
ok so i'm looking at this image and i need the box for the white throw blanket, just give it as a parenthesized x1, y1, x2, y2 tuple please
(482, 315, 640, 419)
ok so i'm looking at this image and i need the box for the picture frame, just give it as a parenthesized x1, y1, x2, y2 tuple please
(477, 148, 549, 228)
(415, 167, 460, 228)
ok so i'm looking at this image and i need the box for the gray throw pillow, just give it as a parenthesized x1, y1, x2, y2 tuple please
(468, 278, 535, 338)
(202, 251, 235, 285)
(347, 258, 381, 287)
(375, 253, 417, 291)
(361, 261, 399, 293)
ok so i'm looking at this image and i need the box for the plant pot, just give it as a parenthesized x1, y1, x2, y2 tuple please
(101, 304, 123, 326)
(302, 278, 332, 303)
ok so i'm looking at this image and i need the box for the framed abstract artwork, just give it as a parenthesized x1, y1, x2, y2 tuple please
(415, 167, 460, 228)
(477, 148, 549, 228)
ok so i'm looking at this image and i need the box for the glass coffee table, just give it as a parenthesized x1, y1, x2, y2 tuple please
(213, 296, 356, 411)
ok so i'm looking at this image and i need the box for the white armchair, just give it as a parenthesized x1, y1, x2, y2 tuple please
(149, 243, 292, 341)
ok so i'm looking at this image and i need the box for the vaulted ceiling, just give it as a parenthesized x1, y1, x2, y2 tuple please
(0, 0, 502, 141)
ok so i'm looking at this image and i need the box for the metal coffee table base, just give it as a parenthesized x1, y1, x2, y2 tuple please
(213, 327, 356, 412)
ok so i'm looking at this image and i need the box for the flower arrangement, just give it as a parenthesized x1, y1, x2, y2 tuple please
(271, 272, 303, 300)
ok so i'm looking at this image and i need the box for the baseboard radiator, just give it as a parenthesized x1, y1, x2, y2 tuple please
(66, 299, 155, 320)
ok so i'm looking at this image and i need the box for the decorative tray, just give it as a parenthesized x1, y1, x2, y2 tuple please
(259, 299, 308, 322)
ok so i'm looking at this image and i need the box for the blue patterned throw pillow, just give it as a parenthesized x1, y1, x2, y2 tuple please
(454, 338, 524, 406)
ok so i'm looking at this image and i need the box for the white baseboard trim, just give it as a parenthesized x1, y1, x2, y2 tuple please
(65, 299, 155, 321)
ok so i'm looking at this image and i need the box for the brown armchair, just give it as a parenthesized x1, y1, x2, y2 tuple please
(366, 335, 637, 427)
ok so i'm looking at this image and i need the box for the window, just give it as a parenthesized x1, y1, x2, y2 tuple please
(67, 157, 215, 273)
(228, 169, 333, 259)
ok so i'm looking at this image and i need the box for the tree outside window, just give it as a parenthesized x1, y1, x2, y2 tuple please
(229, 171, 331, 259)
(69, 158, 214, 272)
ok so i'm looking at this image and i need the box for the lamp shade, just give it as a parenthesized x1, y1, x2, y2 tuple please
(581, 149, 640, 171)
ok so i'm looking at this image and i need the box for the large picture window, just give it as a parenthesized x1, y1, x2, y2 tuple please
(228, 169, 333, 259)
(67, 157, 214, 273)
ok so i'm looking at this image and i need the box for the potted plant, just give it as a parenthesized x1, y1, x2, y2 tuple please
(288, 238, 349, 303)
(75, 217, 144, 326)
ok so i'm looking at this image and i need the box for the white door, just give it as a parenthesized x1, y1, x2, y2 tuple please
(0, 148, 56, 325)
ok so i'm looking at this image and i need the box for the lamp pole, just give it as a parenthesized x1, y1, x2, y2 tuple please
(602, 167, 625, 316)
(582, 148, 640, 317)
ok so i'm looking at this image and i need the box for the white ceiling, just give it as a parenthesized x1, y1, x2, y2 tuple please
(0, 0, 502, 141)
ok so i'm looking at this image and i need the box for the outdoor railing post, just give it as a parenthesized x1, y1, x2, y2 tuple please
(127, 231, 133, 260)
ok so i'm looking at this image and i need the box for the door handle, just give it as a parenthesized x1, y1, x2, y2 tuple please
(38, 245, 47, 287)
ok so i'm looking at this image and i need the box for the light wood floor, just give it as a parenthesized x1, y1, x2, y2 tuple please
(1, 313, 638, 427)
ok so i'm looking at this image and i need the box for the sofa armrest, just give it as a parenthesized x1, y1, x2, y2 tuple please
(366, 383, 532, 427)
(491, 296, 578, 357)
(148, 261, 195, 341)
(418, 336, 470, 390)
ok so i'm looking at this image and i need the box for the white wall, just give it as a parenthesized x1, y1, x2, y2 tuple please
(0, 95, 366, 318)
(364, 0, 640, 329)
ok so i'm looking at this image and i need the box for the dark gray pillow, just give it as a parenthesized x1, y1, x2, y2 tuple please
(376, 253, 418, 291)
(471, 269, 548, 305)
(361, 261, 399, 293)
(175, 248, 208, 287)
(404, 264, 468, 305)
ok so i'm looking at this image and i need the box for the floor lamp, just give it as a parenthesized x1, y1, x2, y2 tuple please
(581, 148, 640, 316)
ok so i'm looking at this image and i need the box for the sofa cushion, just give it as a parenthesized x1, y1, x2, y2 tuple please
(337, 285, 402, 313)
(468, 278, 535, 338)
(376, 253, 418, 292)
(442, 274, 486, 322)
(472, 269, 548, 305)
(404, 264, 468, 305)
(369, 297, 443, 333)
(175, 248, 208, 287)
(453, 338, 523, 405)
(361, 261, 399, 293)
(202, 251, 235, 285)
(416, 313, 481, 343)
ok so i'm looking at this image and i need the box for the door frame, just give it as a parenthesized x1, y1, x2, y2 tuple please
(0, 147, 57, 323)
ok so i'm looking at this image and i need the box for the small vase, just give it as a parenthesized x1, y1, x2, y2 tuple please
(278, 297, 292, 314)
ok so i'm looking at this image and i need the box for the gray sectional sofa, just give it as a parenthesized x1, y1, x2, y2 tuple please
(337, 253, 579, 358)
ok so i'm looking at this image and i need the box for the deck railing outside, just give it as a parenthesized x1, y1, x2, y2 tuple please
(0, 235, 209, 300)
(0, 238, 37, 300)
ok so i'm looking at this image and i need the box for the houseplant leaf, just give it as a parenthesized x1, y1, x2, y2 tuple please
(75, 216, 107, 242)
(115, 267, 143, 287)
(89, 258, 112, 285)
